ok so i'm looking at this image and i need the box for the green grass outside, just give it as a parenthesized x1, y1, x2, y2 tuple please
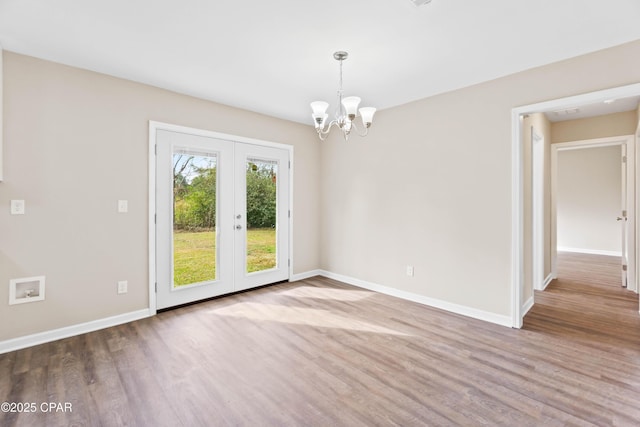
(173, 228, 276, 286)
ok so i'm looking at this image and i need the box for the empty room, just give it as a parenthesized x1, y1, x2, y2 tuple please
(1, 1, 640, 425)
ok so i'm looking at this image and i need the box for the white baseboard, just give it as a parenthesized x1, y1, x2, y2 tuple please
(557, 247, 622, 257)
(0, 309, 152, 354)
(318, 270, 512, 328)
(522, 296, 534, 316)
(290, 269, 322, 282)
(534, 273, 555, 291)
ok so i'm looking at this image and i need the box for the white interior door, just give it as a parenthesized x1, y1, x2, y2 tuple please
(618, 140, 636, 291)
(620, 143, 628, 288)
(156, 129, 290, 310)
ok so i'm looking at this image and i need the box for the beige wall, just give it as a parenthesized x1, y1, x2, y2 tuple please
(556, 146, 621, 253)
(551, 111, 637, 143)
(0, 52, 320, 341)
(320, 39, 640, 317)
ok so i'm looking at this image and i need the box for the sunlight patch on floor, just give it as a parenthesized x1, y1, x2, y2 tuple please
(278, 286, 373, 302)
(210, 302, 409, 336)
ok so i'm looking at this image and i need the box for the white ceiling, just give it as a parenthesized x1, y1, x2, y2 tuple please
(1, 0, 640, 125)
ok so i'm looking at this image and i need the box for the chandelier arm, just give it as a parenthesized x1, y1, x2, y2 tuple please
(348, 119, 370, 137)
(316, 119, 340, 140)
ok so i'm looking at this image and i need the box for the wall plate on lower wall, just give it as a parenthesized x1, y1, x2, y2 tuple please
(9, 276, 45, 305)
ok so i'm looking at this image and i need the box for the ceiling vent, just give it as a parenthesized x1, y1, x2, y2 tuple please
(411, 0, 433, 6)
(552, 108, 580, 117)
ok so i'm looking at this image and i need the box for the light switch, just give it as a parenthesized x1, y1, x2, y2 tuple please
(117, 280, 128, 294)
(118, 200, 128, 213)
(11, 200, 25, 215)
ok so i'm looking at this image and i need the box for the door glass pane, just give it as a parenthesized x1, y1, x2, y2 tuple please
(246, 158, 277, 273)
(173, 149, 218, 287)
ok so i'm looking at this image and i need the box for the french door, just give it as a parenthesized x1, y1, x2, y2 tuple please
(156, 129, 290, 309)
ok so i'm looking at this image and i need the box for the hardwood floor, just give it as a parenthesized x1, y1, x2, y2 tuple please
(1, 253, 639, 426)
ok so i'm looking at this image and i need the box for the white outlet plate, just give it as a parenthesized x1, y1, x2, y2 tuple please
(117, 200, 128, 213)
(117, 280, 128, 294)
(11, 200, 25, 215)
(406, 266, 414, 277)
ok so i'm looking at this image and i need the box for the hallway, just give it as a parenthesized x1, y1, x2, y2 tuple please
(524, 251, 640, 353)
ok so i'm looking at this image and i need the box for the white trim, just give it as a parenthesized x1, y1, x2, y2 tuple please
(557, 247, 623, 257)
(319, 270, 513, 327)
(148, 123, 158, 315)
(637, 123, 640, 294)
(521, 273, 553, 317)
(511, 111, 524, 328)
(288, 151, 295, 281)
(512, 82, 640, 328)
(0, 44, 4, 181)
(0, 309, 151, 354)
(290, 270, 322, 281)
(522, 296, 534, 316)
(532, 130, 545, 291)
(551, 137, 629, 150)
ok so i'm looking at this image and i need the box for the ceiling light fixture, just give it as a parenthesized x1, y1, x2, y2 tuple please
(310, 51, 376, 141)
(410, 0, 433, 6)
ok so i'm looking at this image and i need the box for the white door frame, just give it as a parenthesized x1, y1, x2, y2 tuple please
(531, 130, 545, 291)
(511, 82, 640, 328)
(550, 136, 635, 287)
(148, 121, 294, 315)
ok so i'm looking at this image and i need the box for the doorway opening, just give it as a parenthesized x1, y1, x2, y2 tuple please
(148, 122, 293, 312)
(551, 136, 635, 291)
(511, 83, 640, 328)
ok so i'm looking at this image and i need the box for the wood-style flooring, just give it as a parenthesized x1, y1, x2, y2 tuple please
(1, 252, 639, 426)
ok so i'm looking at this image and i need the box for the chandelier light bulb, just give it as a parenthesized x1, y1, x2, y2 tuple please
(359, 107, 376, 128)
(310, 101, 329, 128)
(341, 96, 361, 120)
(310, 101, 329, 116)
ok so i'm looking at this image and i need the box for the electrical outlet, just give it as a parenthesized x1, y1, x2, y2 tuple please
(11, 200, 25, 215)
(117, 280, 128, 294)
(118, 200, 128, 213)
(406, 266, 414, 277)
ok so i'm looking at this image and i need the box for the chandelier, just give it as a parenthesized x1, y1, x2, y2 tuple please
(310, 51, 376, 141)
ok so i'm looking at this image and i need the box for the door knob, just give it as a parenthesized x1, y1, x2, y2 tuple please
(235, 224, 242, 230)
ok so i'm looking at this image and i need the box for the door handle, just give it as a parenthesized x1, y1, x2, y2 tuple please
(617, 217, 627, 221)
(235, 224, 243, 230)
